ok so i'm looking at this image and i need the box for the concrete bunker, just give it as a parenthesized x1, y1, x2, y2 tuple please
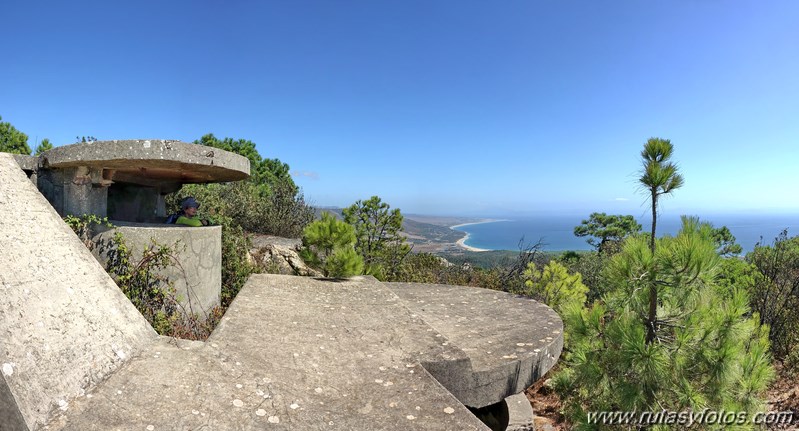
(26, 140, 250, 314)
(1, 148, 563, 431)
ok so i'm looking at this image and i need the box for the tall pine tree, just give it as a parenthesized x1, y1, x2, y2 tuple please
(555, 217, 774, 430)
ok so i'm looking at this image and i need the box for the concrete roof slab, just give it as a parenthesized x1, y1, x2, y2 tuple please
(41, 140, 250, 184)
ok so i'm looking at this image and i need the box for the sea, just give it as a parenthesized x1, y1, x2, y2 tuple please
(452, 213, 799, 253)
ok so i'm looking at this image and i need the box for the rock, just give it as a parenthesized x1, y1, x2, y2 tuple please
(249, 235, 322, 277)
(437, 256, 454, 267)
(534, 415, 557, 431)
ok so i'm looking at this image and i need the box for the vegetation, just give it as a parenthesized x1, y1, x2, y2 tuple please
(639, 137, 684, 343)
(712, 225, 743, 257)
(395, 251, 503, 289)
(165, 132, 314, 303)
(194, 133, 297, 194)
(560, 251, 610, 304)
(64, 213, 112, 249)
(14, 115, 792, 419)
(34, 138, 53, 155)
(65, 215, 220, 340)
(300, 212, 364, 278)
(0, 115, 33, 155)
(0, 115, 57, 156)
(555, 218, 774, 430)
(522, 260, 588, 314)
(168, 180, 312, 238)
(217, 217, 258, 308)
(573, 212, 641, 255)
(343, 196, 411, 280)
(747, 231, 799, 359)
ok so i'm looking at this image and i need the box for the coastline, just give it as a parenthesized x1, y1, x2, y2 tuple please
(455, 234, 490, 252)
(450, 219, 508, 252)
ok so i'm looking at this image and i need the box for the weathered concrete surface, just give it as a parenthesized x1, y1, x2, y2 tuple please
(387, 282, 563, 408)
(41, 140, 250, 185)
(36, 167, 109, 218)
(505, 393, 535, 431)
(91, 222, 222, 316)
(11, 154, 37, 172)
(46, 275, 490, 430)
(0, 153, 156, 431)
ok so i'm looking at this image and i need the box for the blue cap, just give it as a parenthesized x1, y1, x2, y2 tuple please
(181, 197, 200, 209)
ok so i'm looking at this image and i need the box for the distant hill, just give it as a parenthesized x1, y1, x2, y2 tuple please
(312, 207, 478, 252)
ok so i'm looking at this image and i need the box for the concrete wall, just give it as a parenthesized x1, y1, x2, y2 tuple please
(91, 222, 222, 316)
(0, 153, 156, 430)
(36, 167, 108, 218)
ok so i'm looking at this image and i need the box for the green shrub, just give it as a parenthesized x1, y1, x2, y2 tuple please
(217, 216, 258, 307)
(259, 180, 314, 238)
(167, 181, 313, 238)
(324, 247, 365, 279)
(63, 214, 112, 249)
(522, 260, 587, 314)
(746, 231, 799, 359)
(300, 212, 363, 278)
(560, 251, 610, 303)
(343, 196, 410, 280)
(556, 218, 774, 430)
(395, 253, 448, 283)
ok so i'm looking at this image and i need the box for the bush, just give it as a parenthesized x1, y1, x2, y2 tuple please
(63, 213, 112, 249)
(560, 251, 610, 303)
(217, 216, 258, 307)
(343, 196, 410, 280)
(556, 218, 774, 430)
(167, 181, 313, 238)
(395, 253, 452, 283)
(522, 260, 587, 314)
(746, 230, 799, 359)
(300, 212, 364, 278)
(259, 180, 315, 238)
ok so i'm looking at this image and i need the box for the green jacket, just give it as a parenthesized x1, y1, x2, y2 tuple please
(176, 216, 203, 227)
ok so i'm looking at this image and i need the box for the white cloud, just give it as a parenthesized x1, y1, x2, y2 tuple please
(614, 197, 629, 201)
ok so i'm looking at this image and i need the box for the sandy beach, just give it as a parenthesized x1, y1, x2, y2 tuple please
(455, 234, 490, 252)
(450, 220, 504, 252)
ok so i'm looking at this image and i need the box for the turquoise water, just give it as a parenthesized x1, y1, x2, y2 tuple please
(452, 214, 798, 252)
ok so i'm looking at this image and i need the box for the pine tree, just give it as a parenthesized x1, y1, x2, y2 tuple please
(522, 260, 588, 314)
(34, 138, 53, 155)
(343, 196, 410, 280)
(0, 115, 32, 155)
(554, 217, 774, 430)
(639, 138, 684, 343)
(573, 213, 642, 255)
(300, 212, 363, 278)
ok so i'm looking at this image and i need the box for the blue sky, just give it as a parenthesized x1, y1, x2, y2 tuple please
(2, 1, 798, 217)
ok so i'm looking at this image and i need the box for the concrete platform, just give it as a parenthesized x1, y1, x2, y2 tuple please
(43, 275, 563, 430)
(387, 282, 563, 407)
(45, 276, 489, 431)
